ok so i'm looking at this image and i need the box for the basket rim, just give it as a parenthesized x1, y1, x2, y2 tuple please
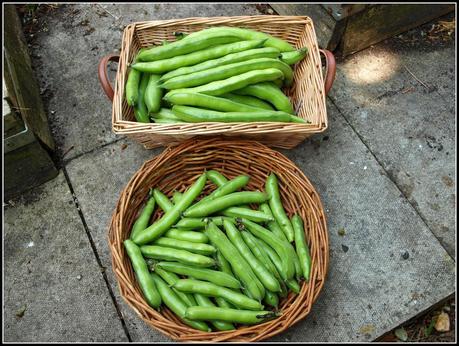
(107, 137, 329, 342)
(112, 15, 328, 138)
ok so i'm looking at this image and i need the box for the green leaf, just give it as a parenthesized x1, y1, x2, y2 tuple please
(424, 317, 436, 337)
(394, 327, 408, 341)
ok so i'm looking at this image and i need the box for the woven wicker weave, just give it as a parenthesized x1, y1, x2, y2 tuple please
(108, 16, 331, 149)
(108, 138, 329, 342)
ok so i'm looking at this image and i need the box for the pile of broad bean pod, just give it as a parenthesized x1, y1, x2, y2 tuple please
(125, 27, 309, 124)
(125, 170, 311, 331)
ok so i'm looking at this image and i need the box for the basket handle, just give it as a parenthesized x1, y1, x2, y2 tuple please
(98, 54, 120, 102)
(319, 49, 336, 95)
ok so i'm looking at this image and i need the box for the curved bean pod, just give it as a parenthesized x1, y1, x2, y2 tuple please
(130, 190, 155, 240)
(140, 245, 215, 267)
(233, 82, 294, 114)
(165, 68, 284, 97)
(194, 294, 235, 331)
(132, 173, 207, 245)
(222, 93, 274, 110)
(265, 173, 294, 242)
(156, 262, 241, 289)
(224, 220, 281, 293)
(280, 47, 309, 65)
(153, 237, 216, 256)
(152, 188, 173, 212)
(161, 47, 281, 81)
(144, 74, 162, 114)
(259, 203, 288, 242)
(153, 266, 197, 307)
(164, 92, 265, 113)
(134, 39, 264, 71)
(164, 229, 209, 243)
(205, 222, 262, 301)
(150, 273, 210, 331)
(124, 240, 161, 308)
(125, 67, 141, 106)
(133, 73, 151, 123)
(193, 175, 250, 208)
(173, 279, 263, 310)
(206, 170, 228, 187)
(183, 27, 295, 52)
(160, 58, 293, 89)
(137, 34, 241, 62)
(291, 215, 312, 281)
(185, 306, 278, 325)
(222, 207, 273, 223)
(263, 290, 279, 308)
(172, 105, 294, 123)
(184, 191, 268, 218)
(238, 218, 294, 280)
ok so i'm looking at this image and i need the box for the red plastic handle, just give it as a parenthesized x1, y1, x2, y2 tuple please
(98, 54, 120, 102)
(319, 49, 336, 95)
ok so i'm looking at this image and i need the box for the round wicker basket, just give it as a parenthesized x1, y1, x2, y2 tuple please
(108, 138, 329, 342)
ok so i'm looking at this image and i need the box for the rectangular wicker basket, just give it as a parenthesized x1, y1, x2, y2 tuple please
(112, 16, 328, 149)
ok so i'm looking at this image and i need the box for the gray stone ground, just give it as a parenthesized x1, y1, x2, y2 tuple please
(4, 4, 455, 342)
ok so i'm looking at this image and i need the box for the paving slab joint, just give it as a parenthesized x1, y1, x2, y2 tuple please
(328, 95, 455, 262)
(62, 166, 132, 341)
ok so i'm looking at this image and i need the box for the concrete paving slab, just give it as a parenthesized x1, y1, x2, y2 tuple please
(3, 172, 128, 342)
(268, 101, 455, 342)
(27, 3, 262, 161)
(65, 138, 170, 342)
(327, 37, 455, 256)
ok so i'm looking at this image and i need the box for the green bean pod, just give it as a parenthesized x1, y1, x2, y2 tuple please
(215, 250, 234, 277)
(173, 279, 263, 310)
(286, 278, 301, 294)
(160, 58, 293, 89)
(172, 105, 294, 123)
(164, 92, 266, 113)
(172, 216, 231, 230)
(157, 261, 241, 289)
(153, 237, 216, 256)
(185, 306, 278, 325)
(132, 173, 207, 245)
(166, 68, 284, 98)
(291, 215, 312, 281)
(133, 73, 151, 123)
(125, 67, 141, 106)
(137, 33, 241, 62)
(222, 93, 274, 110)
(134, 39, 264, 71)
(192, 175, 250, 208)
(140, 245, 215, 267)
(160, 47, 281, 81)
(184, 191, 268, 218)
(263, 290, 279, 308)
(222, 207, 273, 223)
(206, 170, 228, 187)
(152, 188, 174, 212)
(234, 82, 294, 114)
(259, 203, 288, 242)
(144, 74, 162, 114)
(150, 273, 210, 332)
(150, 108, 183, 122)
(184, 27, 295, 52)
(164, 229, 209, 243)
(153, 266, 197, 307)
(224, 220, 281, 293)
(124, 240, 161, 308)
(265, 173, 294, 242)
(172, 191, 183, 204)
(194, 294, 235, 331)
(238, 219, 294, 280)
(215, 297, 236, 310)
(130, 190, 155, 240)
(280, 47, 309, 65)
(205, 222, 262, 301)
(240, 231, 281, 281)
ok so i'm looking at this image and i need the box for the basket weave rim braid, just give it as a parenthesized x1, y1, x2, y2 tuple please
(111, 15, 329, 149)
(108, 138, 329, 342)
